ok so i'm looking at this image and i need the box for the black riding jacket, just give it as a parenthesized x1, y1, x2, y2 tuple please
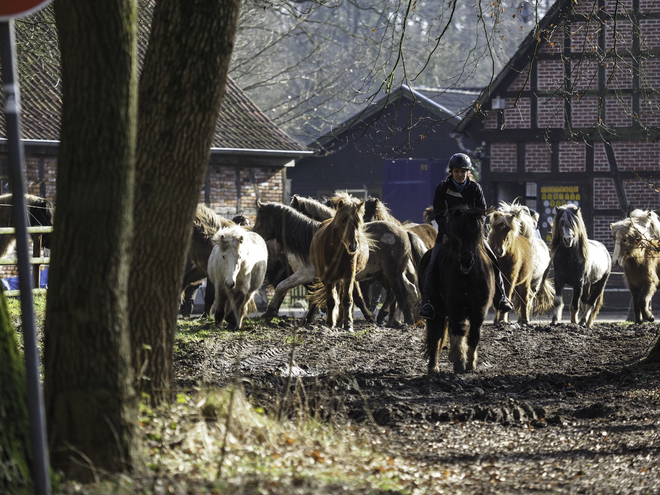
(432, 176, 487, 237)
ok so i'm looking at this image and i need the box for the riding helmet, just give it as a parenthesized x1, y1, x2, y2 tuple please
(448, 153, 472, 171)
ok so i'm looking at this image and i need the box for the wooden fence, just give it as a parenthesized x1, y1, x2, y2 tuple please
(0, 226, 52, 296)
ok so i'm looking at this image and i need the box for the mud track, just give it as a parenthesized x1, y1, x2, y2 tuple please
(175, 317, 660, 493)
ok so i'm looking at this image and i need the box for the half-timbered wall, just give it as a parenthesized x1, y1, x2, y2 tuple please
(472, 0, 660, 248)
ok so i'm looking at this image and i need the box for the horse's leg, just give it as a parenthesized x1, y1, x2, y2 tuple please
(230, 291, 247, 330)
(376, 288, 394, 325)
(448, 318, 469, 373)
(213, 290, 228, 329)
(629, 285, 644, 323)
(465, 314, 484, 371)
(352, 282, 374, 323)
(424, 315, 447, 374)
(517, 282, 531, 325)
(392, 274, 416, 325)
(639, 282, 656, 323)
(342, 277, 356, 331)
(570, 282, 583, 324)
(580, 276, 608, 327)
(325, 283, 338, 328)
(263, 268, 315, 320)
(203, 281, 215, 317)
(551, 276, 565, 325)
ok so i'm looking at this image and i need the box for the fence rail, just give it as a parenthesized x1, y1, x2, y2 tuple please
(0, 226, 52, 297)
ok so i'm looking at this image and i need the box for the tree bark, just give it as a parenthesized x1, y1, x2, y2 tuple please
(44, 0, 141, 480)
(130, 0, 241, 402)
(0, 293, 31, 494)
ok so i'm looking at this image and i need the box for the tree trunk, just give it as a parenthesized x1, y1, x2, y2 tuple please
(44, 0, 141, 481)
(0, 293, 31, 494)
(130, 0, 241, 402)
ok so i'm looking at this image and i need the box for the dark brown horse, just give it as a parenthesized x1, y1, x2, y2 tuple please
(309, 193, 371, 330)
(418, 205, 495, 373)
(290, 195, 334, 222)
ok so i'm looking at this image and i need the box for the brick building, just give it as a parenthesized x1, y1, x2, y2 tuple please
(455, 0, 660, 247)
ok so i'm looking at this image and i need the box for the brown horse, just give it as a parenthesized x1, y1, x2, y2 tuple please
(611, 210, 660, 323)
(290, 195, 334, 221)
(363, 196, 436, 249)
(309, 193, 371, 330)
(487, 208, 536, 324)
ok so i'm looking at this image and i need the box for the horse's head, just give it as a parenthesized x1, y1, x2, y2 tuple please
(554, 204, 583, 248)
(448, 205, 486, 274)
(214, 228, 245, 289)
(610, 210, 659, 266)
(487, 210, 519, 257)
(333, 194, 365, 255)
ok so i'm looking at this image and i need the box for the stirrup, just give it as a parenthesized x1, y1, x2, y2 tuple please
(420, 302, 435, 319)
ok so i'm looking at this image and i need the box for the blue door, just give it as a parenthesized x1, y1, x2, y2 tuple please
(382, 158, 447, 223)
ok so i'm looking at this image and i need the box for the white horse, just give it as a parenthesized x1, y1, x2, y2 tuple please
(207, 224, 268, 330)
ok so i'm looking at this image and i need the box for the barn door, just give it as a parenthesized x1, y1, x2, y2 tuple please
(382, 158, 447, 223)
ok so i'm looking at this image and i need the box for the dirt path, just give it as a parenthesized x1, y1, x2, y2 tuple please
(175, 316, 660, 493)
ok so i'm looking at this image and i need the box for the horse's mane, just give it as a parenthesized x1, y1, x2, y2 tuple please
(194, 204, 232, 240)
(212, 224, 245, 251)
(332, 194, 365, 224)
(290, 195, 335, 221)
(494, 200, 537, 238)
(256, 202, 320, 264)
(550, 204, 589, 260)
(363, 197, 400, 224)
(423, 205, 435, 225)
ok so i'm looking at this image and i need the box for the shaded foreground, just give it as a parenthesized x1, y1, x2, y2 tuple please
(169, 316, 660, 494)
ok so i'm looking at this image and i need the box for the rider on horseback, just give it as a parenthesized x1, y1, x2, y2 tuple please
(419, 153, 515, 320)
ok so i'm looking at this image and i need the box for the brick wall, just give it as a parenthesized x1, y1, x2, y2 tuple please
(640, 57, 660, 89)
(594, 215, 621, 251)
(537, 59, 564, 91)
(570, 21, 601, 53)
(571, 58, 600, 91)
(537, 96, 565, 128)
(640, 18, 660, 50)
(524, 142, 552, 172)
(537, 26, 564, 55)
(593, 177, 619, 209)
(605, 95, 632, 127)
(490, 143, 517, 172)
(594, 142, 610, 172)
(503, 97, 531, 128)
(558, 141, 586, 172)
(508, 66, 531, 91)
(483, 111, 499, 130)
(604, 19, 634, 51)
(571, 96, 599, 127)
(639, 95, 660, 126)
(622, 180, 660, 209)
(612, 141, 660, 171)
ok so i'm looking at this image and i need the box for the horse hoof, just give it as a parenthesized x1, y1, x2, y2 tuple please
(648, 314, 655, 322)
(453, 361, 467, 373)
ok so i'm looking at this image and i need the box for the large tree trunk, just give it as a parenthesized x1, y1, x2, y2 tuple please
(130, 0, 241, 402)
(0, 293, 32, 493)
(44, 0, 141, 481)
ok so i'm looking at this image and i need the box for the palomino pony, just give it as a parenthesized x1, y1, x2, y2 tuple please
(487, 201, 554, 323)
(309, 193, 371, 330)
(418, 205, 495, 373)
(549, 204, 611, 328)
(610, 209, 660, 323)
(0, 193, 55, 257)
(207, 224, 268, 330)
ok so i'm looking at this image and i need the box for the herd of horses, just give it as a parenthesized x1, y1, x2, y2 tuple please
(182, 194, 659, 374)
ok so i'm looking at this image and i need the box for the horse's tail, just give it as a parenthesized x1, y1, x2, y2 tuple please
(532, 277, 555, 315)
(306, 280, 326, 308)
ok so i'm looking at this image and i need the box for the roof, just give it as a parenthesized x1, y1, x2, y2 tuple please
(455, 0, 569, 134)
(0, 14, 308, 156)
(312, 84, 480, 151)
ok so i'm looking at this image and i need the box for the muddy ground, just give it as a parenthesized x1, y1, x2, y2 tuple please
(175, 313, 660, 494)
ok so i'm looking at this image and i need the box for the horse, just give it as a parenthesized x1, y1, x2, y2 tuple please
(549, 204, 611, 328)
(610, 209, 660, 323)
(181, 204, 234, 316)
(207, 224, 268, 330)
(417, 205, 495, 373)
(0, 193, 55, 257)
(487, 201, 554, 323)
(363, 196, 436, 249)
(308, 193, 371, 330)
(291, 196, 421, 325)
